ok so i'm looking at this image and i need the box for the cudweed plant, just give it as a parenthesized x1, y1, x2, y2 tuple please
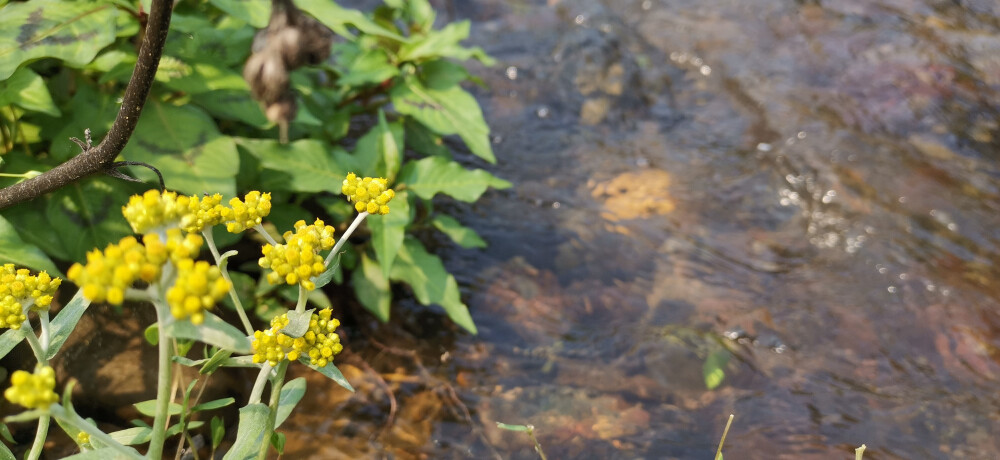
(0, 176, 391, 458)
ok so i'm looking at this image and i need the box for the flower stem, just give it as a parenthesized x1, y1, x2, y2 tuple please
(295, 284, 307, 313)
(49, 404, 144, 459)
(202, 228, 254, 335)
(325, 212, 368, 266)
(38, 311, 50, 353)
(147, 304, 174, 459)
(257, 360, 288, 460)
(22, 329, 47, 365)
(25, 415, 48, 460)
(248, 363, 272, 405)
(254, 223, 279, 246)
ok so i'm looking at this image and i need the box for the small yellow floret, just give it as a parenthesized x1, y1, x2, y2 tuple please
(0, 264, 63, 326)
(4, 366, 58, 409)
(165, 259, 229, 324)
(342, 173, 394, 215)
(250, 308, 344, 367)
(258, 219, 335, 290)
(226, 191, 272, 233)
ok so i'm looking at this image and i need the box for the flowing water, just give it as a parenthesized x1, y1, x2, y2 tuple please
(279, 1, 1000, 458)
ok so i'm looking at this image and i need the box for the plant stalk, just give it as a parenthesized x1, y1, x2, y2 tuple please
(325, 212, 368, 266)
(50, 405, 144, 459)
(147, 305, 174, 459)
(257, 360, 288, 460)
(248, 363, 273, 405)
(25, 415, 49, 460)
(203, 228, 254, 335)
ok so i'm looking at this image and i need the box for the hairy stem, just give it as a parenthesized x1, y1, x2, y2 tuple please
(25, 415, 48, 460)
(325, 212, 368, 266)
(203, 229, 254, 335)
(148, 304, 174, 459)
(248, 363, 273, 405)
(257, 360, 288, 460)
(0, 0, 173, 209)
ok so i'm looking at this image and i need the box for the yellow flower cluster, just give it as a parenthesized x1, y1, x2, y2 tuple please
(4, 366, 58, 409)
(226, 191, 272, 233)
(0, 265, 61, 329)
(123, 190, 228, 234)
(251, 308, 343, 367)
(165, 259, 229, 325)
(258, 219, 335, 291)
(342, 173, 394, 215)
(77, 431, 91, 446)
(67, 231, 204, 305)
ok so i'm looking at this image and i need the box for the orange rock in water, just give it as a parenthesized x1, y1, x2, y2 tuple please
(590, 169, 676, 221)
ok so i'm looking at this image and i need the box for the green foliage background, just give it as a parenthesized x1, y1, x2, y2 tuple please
(0, 0, 509, 333)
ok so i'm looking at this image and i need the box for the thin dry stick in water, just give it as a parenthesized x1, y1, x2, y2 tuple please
(715, 414, 734, 460)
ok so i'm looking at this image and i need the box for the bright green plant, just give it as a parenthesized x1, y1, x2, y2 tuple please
(0, 0, 508, 333)
(0, 181, 395, 458)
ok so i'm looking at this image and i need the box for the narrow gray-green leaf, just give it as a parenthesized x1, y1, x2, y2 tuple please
(279, 309, 314, 338)
(431, 214, 486, 248)
(191, 397, 235, 412)
(107, 427, 152, 446)
(397, 156, 510, 202)
(222, 403, 270, 460)
(274, 377, 306, 428)
(134, 400, 183, 417)
(0, 439, 13, 460)
(163, 312, 252, 354)
(0, 328, 23, 361)
(45, 290, 91, 359)
(302, 357, 354, 392)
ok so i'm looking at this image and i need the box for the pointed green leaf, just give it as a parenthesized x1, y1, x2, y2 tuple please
(191, 397, 235, 412)
(235, 138, 353, 193)
(390, 238, 476, 333)
(398, 21, 470, 62)
(122, 101, 238, 196)
(222, 403, 269, 460)
(369, 190, 409, 281)
(297, 0, 406, 41)
(61, 447, 133, 459)
(279, 309, 314, 338)
(431, 214, 486, 248)
(209, 0, 270, 28)
(107, 427, 152, 446)
(270, 432, 286, 455)
(0, 437, 12, 460)
(211, 416, 225, 449)
(404, 118, 449, 157)
(200, 348, 234, 375)
(159, 61, 249, 95)
(397, 156, 510, 202)
(134, 400, 183, 417)
(144, 323, 159, 346)
(377, 110, 402, 182)
(0, 0, 118, 80)
(274, 377, 306, 428)
(391, 77, 495, 163)
(337, 48, 398, 87)
(353, 253, 391, 322)
(0, 214, 61, 276)
(0, 328, 24, 362)
(301, 357, 354, 392)
(420, 59, 469, 90)
(163, 311, 252, 354)
(45, 290, 91, 359)
(0, 67, 59, 116)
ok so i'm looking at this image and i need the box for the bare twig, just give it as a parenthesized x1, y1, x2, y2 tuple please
(0, 0, 173, 210)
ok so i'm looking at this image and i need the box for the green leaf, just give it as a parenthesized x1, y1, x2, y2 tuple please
(0, 423, 14, 443)
(398, 21, 469, 62)
(312, 258, 342, 290)
(191, 397, 235, 412)
(134, 400, 183, 417)
(404, 119, 449, 157)
(301, 357, 354, 392)
(390, 238, 476, 333)
(144, 323, 158, 346)
(235, 138, 353, 194)
(337, 48, 398, 87)
(297, 0, 406, 41)
(420, 59, 469, 90)
(159, 61, 249, 95)
(0, 67, 59, 116)
(0, 437, 13, 460)
(0, 214, 61, 276)
(431, 214, 486, 248)
(222, 403, 270, 460)
(49, 83, 118, 161)
(397, 156, 510, 202)
(3, 409, 46, 423)
(200, 348, 234, 375)
(353, 253, 391, 322)
(211, 416, 225, 449)
(192, 90, 268, 127)
(209, 0, 271, 28)
(703, 349, 730, 390)
(391, 77, 495, 163)
(368, 190, 409, 281)
(61, 447, 132, 459)
(408, 0, 435, 30)
(0, 0, 118, 80)
(279, 309, 314, 338)
(45, 290, 91, 360)
(0, 329, 22, 361)
(167, 15, 255, 68)
(496, 422, 532, 432)
(163, 311, 252, 354)
(122, 101, 238, 197)
(377, 110, 402, 182)
(270, 432, 286, 455)
(107, 427, 152, 446)
(274, 377, 306, 428)
(45, 178, 137, 262)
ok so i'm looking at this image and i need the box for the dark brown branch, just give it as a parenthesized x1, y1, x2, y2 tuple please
(0, 0, 173, 210)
